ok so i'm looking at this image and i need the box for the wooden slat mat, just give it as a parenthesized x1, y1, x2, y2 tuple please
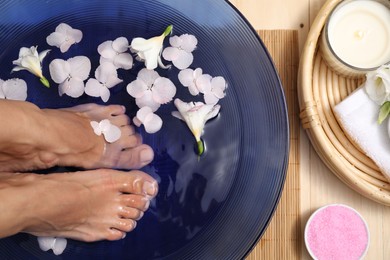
(247, 30, 300, 259)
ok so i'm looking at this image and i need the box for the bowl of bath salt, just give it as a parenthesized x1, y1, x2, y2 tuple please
(304, 204, 369, 260)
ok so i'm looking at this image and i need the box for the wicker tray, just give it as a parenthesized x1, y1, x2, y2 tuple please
(298, 0, 390, 205)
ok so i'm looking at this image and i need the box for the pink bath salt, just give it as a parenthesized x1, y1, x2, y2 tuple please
(305, 205, 369, 260)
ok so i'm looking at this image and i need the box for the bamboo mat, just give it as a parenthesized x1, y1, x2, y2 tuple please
(246, 30, 300, 259)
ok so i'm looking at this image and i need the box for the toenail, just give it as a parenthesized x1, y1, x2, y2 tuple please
(143, 181, 157, 197)
(122, 233, 126, 239)
(137, 211, 144, 220)
(140, 148, 154, 163)
(143, 199, 151, 211)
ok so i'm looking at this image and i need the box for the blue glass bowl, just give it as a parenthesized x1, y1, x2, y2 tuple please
(0, 0, 289, 259)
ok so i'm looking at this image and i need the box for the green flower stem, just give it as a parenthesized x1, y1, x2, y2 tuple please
(40, 76, 50, 88)
(163, 25, 173, 37)
(378, 101, 390, 124)
(197, 139, 204, 156)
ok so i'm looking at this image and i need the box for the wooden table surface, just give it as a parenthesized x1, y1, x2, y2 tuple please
(229, 0, 390, 259)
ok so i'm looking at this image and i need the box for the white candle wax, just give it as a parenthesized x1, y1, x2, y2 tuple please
(327, 0, 390, 69)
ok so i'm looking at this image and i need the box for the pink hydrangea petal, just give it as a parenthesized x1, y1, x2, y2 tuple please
(67, 28, 83, 43)
(99, 119, 111, 132)
(100, 86, 111, 102)
(104, 124, 121, 143)
(211, 76, 227, 98)
(133, 116, 142, 127)
(169, 35, 182, 48)
(56, 23, 73, 33)
(143, 113, 163, 134)
(172, 51, 193, 70)
(178, 69, 194, 87)
(95, 63, 117, 83)
(85, 78, 102, 97)
(136, 91, 161, 112)
(49, 59, 71, 83)
(37, 237, 55, 252)
(180, 34, 198, 52)
(68, 56, 91, 80)
(2, 78, 27, 101)
(46, 32, 66, 47)
(60, 41, 74, 53)
(152, 77, 176, 104)
(105, 75, 122, 89)
(113, 53, 133, 70)
(62, 78, 85, 98)
(99, 57, 112, 65)
(162, 47, 180, 61)
(194, 68, 203, 78)
(196, 74, 212, 93)
(52, 238, 67, 256)
(136, 106, 154, 122)
(0, 88, 4, 99)
(188, 83, 200, 96)
(137, 68, 159, 87)
(97, 41, 116, 59)
(90, 121, 102, 136)
(112, 37, 129, 53)
(204, 91, 220, 105)
(126, 79, 147, 98)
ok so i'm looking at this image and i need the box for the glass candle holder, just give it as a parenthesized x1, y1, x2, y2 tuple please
(320, 0, 390, 78)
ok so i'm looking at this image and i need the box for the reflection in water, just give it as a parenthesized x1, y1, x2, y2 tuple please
(146, 131, 240, 242)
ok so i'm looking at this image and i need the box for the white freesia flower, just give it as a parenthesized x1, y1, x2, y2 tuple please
(162, 34, 197, 69)
(49, 56, 91, 98)
(130, 25, 172, 70)
(85, 63, 123, 102)
(12, 46, 50, 87)
(98, 37, 133, 70)
(365, 64, 390, 105)
(172, 98, 220, 155)
(90, 119, 121, 143)
(37, 236, 67, 256)
(133, 106, 163, 134)
(126, 68, 176, 111)
(0, 78, 27, 101)
(46, 23, 83, 53)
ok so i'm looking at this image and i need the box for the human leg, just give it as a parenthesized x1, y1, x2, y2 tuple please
(0, 169, 158, 241)
(0, 100, 154, 172)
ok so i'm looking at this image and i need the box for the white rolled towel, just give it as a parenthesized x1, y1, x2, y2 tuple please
(333, 85, 390, 179)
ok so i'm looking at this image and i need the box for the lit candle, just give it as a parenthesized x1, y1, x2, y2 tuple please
(320, 0, 390, 77)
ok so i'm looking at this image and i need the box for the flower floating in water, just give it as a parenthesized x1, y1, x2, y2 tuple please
(172, 98, 220, 155)
(46, 23, 83, 53)
(12, 46, 50, 88)
(85, 63, 123, 102)
(126, 68, 176, 112)
(179, 68, 227, 104)
(130, 25, 172, 70)
(364, 64, 390, 123)
(37, 236, 67, 256)
(0, 78, 27, 101)
(133, 106, 163, 134)
(98, 37, 133, 70)
(90, 119, 121, 143)
(162, 34, 197, 70)
(49, 56, 91, 98)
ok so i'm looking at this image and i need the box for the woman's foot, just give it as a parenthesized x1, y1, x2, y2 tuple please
(0, 100, 154, 172)
(0, 169, 158, 242)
